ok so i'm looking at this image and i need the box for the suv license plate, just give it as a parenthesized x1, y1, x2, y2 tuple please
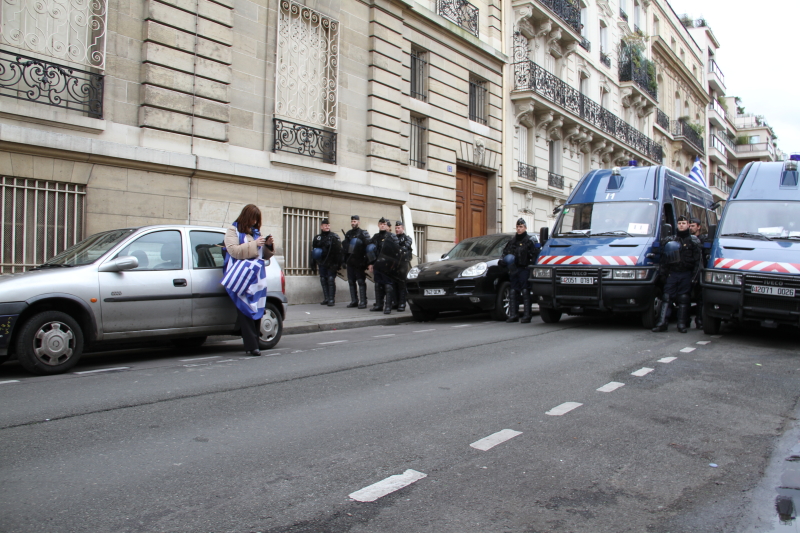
(424, 289, 446, 296)
(751, 285, 795, 297)
(561, 277, 593, 285)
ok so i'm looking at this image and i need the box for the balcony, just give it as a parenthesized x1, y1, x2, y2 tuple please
(708, 135, 727, 164)
(513, 60, 663, 163)
(580, 37, 591, 52)
(720, 160, 738, 179)
(619, 8, 628, 22)
(655, 109, 670, 132)
(548, 171, 565, 189)
(600, 51, 611, 68)
(273, 118, 337, 164)
(735, 142, 776, 161)
(437, 0, 479, 37)
(518, 162, 537, 181)
(710, 172, 731, 199)
(708, 59, 726, 94)
(708, 99, 730, 130)
(513, 0, 582, 54)
(0, 50, 104, 119)
(672, 119, 704, 155)
(618, 44, 658, 103)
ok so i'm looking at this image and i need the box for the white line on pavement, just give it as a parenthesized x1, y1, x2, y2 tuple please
(349, 469, 427, 502)
(318, 340, 348, 345)
(75, 367, 130, 375)
(452, 325, 470, 328)
(215, 359, 236, 363)
(0, 380, 20, 384)
(696, 341, 711, 345)
(470, 429, 523, 451)
(597, 382, 625, 392)
(658, 356, 677, 363)
(373, 334, 395, 338)
(179, 355, 221, 362)
(546, 402, 583, 416)
(631, 367, 654, 377)
(413, 329, 435, 333)
(680, 347, 696, 353)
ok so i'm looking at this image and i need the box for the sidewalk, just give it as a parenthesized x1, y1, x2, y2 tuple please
(283, 302, 415, 335)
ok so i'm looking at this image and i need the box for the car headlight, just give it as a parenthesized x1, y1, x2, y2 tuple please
(461, 262, 488, 277)
(533, 267, 552, 278)
(705, 270, 742, 285)
(407, 266, 420, 280)
(612, 269, 649, 280)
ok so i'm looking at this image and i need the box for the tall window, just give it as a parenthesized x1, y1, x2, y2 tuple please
(413, 224, 427, 262)
(468, 75, 487, 125)
(282, 207, 328, 276)
(579, 75, 589, 96)
(409, 115, 427, 169)
(548, 140, 560, 174)
(410, 48, 427, 101)
(600, 89, 609, 109)
(517, 126, 528, 165)
(633, 1, 641, 29)
(674, 92, 681, 119)
(599, 22, 608, 53)
(653, 15, 660, 35)
(580, 7, 587, 37)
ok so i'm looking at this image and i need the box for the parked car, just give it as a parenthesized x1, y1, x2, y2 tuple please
(405, 233, 538, 322)
(0, 225, 287, 375)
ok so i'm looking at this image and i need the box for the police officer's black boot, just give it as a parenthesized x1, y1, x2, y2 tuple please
(370, 284, 384, 312)
(694, 299, 704, 329)
(397, 284, 407, 312)
(319, 277, 330, 305)
(383, 283, 394, 314)
(327, 276, 336, 306)
(676, 293, 690, 333)
(506, 290, 519, 323)
(357, 280, 368, 309)
(652, 294, 670, 332)
(520, 290, 532, 323)
(347, 281, 359, 308)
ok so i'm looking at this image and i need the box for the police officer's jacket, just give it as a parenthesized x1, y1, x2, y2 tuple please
(311, 231, 342, 269)
(344, 227, 371, 266)
(502, 232, 537, 267)
(397, 233, 413, 262)
(369, 230, 399, 267)
(664, 229, 701, 273)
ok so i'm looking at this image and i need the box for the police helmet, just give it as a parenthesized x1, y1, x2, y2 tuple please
(663, 240, 681, 264)
(312, 248, 324, 261)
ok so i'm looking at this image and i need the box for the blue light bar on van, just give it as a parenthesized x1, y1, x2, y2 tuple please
(628, 160, 638, 166)
(790, 153, 800, 161)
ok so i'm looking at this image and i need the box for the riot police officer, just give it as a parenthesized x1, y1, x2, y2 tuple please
(652, 215, 702, 333)
(368, 217, 400, 314)
(689, 217, 709, 329)
(502, 218, 538, 323)
(393, 220, 413, 312)
(343, 215, 371, 309)
(310, 218, 343, 306)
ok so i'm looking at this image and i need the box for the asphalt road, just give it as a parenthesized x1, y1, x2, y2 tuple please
(1, 314, 798, 533)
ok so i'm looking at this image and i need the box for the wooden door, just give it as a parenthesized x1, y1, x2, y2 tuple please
(455, 168, 488, 242)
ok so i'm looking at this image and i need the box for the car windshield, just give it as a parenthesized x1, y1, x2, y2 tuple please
(445, 236, 509, 259)
(720, 201, 800, 239)
(41, 229, 137, 267)
(554, 201, 658, 237)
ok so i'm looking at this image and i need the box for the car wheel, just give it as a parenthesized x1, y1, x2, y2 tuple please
(0, 353, 10, 366)
(173, 336, 208, 350)
(15, 311, 84, 375)
(258, 303, 283, 350)
(490, 282, 511, 321)
(641, 296, 659, 329)
(702, 306, 721, 335)
(409, 303, 438, 322)
(539, 307, 562, 324)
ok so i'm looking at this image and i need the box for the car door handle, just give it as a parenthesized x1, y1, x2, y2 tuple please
(173, 278, 187, 287)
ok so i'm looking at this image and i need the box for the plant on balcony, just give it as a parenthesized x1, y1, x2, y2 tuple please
(736, 135, 749, 145)
(618, 35, 658, 96)
(679, 14, 694, 27)
(718, 98, 728, 112)
(687, 121, 704, 136)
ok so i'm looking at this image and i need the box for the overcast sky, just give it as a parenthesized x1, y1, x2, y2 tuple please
(666, 0, 800, 156)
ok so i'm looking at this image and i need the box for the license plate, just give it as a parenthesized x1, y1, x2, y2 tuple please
(750, 285, 795, 297)
(561, 277, 593, 285)
(424, 288, 446, 296)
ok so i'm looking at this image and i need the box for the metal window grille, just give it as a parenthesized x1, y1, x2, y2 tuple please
(413, 224, 427, 262)
(1, 177, 85, 274)
(410, 49, 427, 101)
(469, 77, 487, 124)
(282, 207, 328, 276)
(410, 116, 426, 169)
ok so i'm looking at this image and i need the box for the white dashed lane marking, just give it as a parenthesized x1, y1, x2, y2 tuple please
(452, 325, 469, 328)
(597, 382, 625, 392)
(680, 347, 696, 353)
(631, 367, 654, 377)
(179, 356, 221, 362)
(0, 380, 20, 384)
(470, 429, 523, 451)
(546, 402, 583, 416)
(696, 341, 711, 345)
(74, 367, 130, 374)
(349, 469, 427, 502)
(317, 340, 348, 345)
(413, 329, 435, 333)
(373, 334, 395, 338)
(658, 357, 677, 363)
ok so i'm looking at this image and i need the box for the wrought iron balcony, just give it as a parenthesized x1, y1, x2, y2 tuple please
(656, 109, 670, 131)
(548, 171, 564, 189)
(672, 119, 704, 154)
(437, 0, 479, 37)
(0, 50, 104, 119)
(618, 54, 658, 101)
(619, 8, 628, 22)
(579, 37, 591, 52)
(518, 162, 537, 181)
(273, 118, 337, 164)
(600, 51, 611, 68)
(513, 60, 663, 163)
(536, 0, 582, 35)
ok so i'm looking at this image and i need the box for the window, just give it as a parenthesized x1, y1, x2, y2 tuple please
(413, 224, 427, 262)
(673, 198, 689, 219)
(600, 89, 609, 109)
(579, 76, 589, 96)
(115, 230, 183, 271)
(653, 15, 659, 35)
(1, 177, 85, 274)
(517, 125, 528, 165)
(580, 7, 587, 37)
(409, 115, 427, 169)
(674, 93, 681, 118)
(189, 231, 225, 269)
(468, 76, 487, 125)
(548, 140, 560, 174)
(670, 37, 676, 51)
(749, 135, 760, 144)
(634, 1, 641, 29)
(599, 22, 609, 53)
(410, 48, 427, 101)
(283, 207, 328, 276)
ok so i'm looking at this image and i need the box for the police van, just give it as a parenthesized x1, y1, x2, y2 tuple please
(702, 157, 800, 333)
(530, 164, 716, 327)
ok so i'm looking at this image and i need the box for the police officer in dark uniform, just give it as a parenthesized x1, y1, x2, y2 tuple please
(502, 218, 538, 323)
(343, 215, 371, 309)
(652, 215, 702, 333)
(368, 217, 400, 314)
(393, 220, 413, 312)
(310, 218, 342, 306)
(689, 217, 709, 329)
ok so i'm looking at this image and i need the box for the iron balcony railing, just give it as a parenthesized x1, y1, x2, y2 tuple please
(514, 60, 663, 163)
(672, 119, 704, 154)
(712, 173, 730, 195)
(600, 51, 611, 68)
(727, 161, 739, 175)
(0, 50, 104, 119)
(273, 118, 337, 164)
(580, 37, 591, 52)
(736, 142, 775, 156)
(709, 99, 731, 122)
(619, 8, 628, 22)
(537, 0, 582, 35)
(708, 59, 725, 86)
(717, 133, 735, 151)
(548, 171, 565, 189)
(437, 0, 479, 37)
(656, 109, 670, 131)
(618, 46, 658, 101)
(518, 162, 537, 181)
(710, 135, 726, 154)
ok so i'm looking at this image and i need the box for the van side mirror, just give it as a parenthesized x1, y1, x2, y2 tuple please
(539, 226, 549, 244)
(661, 223, 673, 241)
(707, 224, 718, 240)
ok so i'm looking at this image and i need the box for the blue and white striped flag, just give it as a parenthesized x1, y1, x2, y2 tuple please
(221, 223, 268, 320)
(688, 157, 707, 188)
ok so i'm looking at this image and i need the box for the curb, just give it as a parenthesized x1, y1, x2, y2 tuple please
(283, 314, 416, 335)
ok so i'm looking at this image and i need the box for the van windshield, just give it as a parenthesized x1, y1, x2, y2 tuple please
(720, 201, 800, 240)
(38, 229, 137, 267)
(554, 202, 658, 237)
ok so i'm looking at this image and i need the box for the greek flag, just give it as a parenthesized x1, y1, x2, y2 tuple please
(221, 224, 267, 320)
(688, 157, 707, 188)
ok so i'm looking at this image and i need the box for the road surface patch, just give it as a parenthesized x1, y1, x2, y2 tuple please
(74, 367, 130, 374)
(680, 347, 696, 353)
(349, 469, 427, 502)
(546, 402, 583, 416)
(597, 382, 625, 392)
(318, 340, 348, 345)
(658, 357, 677, 363)
(470, 429, 523, 451)
(631, 367, 654, 377)
(696, 341, 711, 345)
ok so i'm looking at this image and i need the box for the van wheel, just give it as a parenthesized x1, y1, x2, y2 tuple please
(258, 303, 283, 350)
(15, 311, 84, 375)
(490, 282, 511, 321)
(540, 307, 562, 324)
(702, 307, 721, 335)
(641, 297, 659, 329)
(409, 303, 438, 322)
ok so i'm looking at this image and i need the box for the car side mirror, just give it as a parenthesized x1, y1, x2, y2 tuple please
(707, 224, 718, 240)
(539, 227, 549, 244)
(441, 254, 448, 259)
(661, 223, 673, 241)
(99, 256, 139, 272)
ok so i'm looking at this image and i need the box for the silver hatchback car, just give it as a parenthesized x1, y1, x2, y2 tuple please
(0, 225, 287, 375)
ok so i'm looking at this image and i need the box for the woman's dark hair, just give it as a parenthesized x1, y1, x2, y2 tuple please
(234, 204, 262, 235)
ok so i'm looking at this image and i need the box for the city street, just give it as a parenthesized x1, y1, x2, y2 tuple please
(0, 314, 798, 533)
